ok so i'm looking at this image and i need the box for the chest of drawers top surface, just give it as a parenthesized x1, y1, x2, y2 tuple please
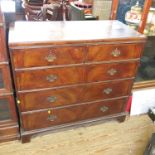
(9, 20, 146, 48)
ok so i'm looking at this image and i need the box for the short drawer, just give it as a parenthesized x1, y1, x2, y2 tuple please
(0, 28, 7, 62)
(11, 46, 86, 68)
(18, 79, 133, 112)
(82, 79, 133, 102)
(86, 61, 139, 82)
(0, 64, 12, 94)
(86, 43, 143, 62)
(21, 98, 127, 131)
(15, 66, 85, 90)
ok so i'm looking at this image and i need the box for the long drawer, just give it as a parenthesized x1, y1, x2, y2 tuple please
(15, 61, 137, 90)
(21, 98, 127, 131)
(18, 79, 133, 111)
(11, 46, 86, 68)
(86, 43, 143, 62)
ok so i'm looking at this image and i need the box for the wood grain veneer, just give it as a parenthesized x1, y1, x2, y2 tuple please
(15, 66, 85, 90)
(11, 46, 86, 68)
(86, 43, 144, 62)
(15, 61, 138, 91)
(18, 79, 132, 112)
(21, 98, 127, 131)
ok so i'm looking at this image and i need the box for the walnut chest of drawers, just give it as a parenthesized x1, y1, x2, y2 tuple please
(9, 20, 146, 143)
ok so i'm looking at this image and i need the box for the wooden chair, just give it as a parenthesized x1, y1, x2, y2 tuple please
(92, 0, 119, 20)
(39, 2, 63, 21)
(22, 0, 119, 21)
(22, 0, 44, 20)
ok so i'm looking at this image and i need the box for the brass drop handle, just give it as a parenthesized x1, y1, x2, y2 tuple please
(47, 115, 57, 121)
(103, 88, 112, 95)
(100, 106, 109, 113)
(47, 110, 57, 121)
(111, 48, 121, 57)
(45, 53, 56, 62)
(47, 96, 57, 103)
(107, 68, 117, 76)
(46, 75, 58, 82)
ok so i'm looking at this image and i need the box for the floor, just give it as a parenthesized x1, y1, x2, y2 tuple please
(0, 115, 155, 155)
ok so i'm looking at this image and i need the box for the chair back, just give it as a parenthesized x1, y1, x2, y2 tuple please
(92, 0, 113, 20)
(69, 2, 85, 20)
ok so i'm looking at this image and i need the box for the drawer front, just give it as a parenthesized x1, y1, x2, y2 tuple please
(0, 28, 7, 62)
(16, 66, 85, 90)
(12, 46, 86, 68)
(18, 79, 132, 112)
(86, 61, 139, 82)
(87, 44, 143, 62)
(0, 64, 12, 94)
(0, 95, 17, 124)
(21, 98, 127, 131)
(82, 79, 133, 102)
(15, 60, 137, 91)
